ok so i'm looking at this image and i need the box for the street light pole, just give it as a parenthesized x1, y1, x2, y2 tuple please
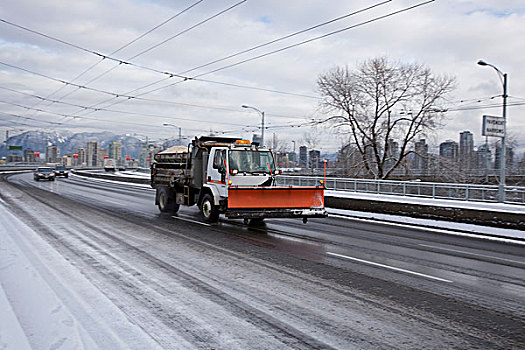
(477, 59, 507, 202)
(291, 140, 296, 166)
(241, 105, 265, 146)
(162, 123, 182, 144)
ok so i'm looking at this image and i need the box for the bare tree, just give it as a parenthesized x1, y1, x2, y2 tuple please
(269, 133, 290, 153)
(317, 57, 455, 179)
(302, 127, 320, 150)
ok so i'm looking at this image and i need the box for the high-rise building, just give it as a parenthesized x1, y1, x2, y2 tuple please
(412, 139, 429, 172)
(77, 148, 87, 166)
(309, 150, 321, 169)
(385, 138, 399, 172)
(45, 144, 59, 164)
(475, 143, 491, 169)
(109, 141, 123, 166)
(98, 147, 107, 166)
(288, 152, 297, 166)
(299, 146, 307, 168)
(87, 141, 98, 167)
(439, 140, 458, 162)
(459, 131, 474, 170)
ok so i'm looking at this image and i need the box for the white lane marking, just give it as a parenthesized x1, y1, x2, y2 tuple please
(419, 244, 525, 266)
(327, 252, 453, 283)
(171, 216, 211, 226)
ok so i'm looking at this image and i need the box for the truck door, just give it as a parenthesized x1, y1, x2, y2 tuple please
(207, 148, 228, 197)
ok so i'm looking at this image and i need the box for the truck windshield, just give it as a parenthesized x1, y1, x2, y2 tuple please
(228, 150, 275, 174)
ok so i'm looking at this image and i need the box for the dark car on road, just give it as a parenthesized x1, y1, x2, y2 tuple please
(34, 167, 56, 181)
(54, 165, 69, 178)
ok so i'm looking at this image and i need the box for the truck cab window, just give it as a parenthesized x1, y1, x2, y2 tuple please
(212, 150, 225, 169)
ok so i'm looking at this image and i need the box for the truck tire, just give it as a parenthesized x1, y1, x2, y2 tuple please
(200, 194, 219, 223)
(158, 188, 179, 214)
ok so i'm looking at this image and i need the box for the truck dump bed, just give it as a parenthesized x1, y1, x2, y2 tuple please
(151, 145, 188, 186)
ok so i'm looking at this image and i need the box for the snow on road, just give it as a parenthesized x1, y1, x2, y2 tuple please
(0, 199, 161, 349)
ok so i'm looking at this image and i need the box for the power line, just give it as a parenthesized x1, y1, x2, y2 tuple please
(0, 0, 404, 105)
(0, 1, 246, 98)
(191, 1, 436, 79)
(1, 1, 255, 121)
(128, 0, 247, 60)
(0, 111, 63, 125)
(43, 1, 205, 104)
(1, 95, 314, 137)
(0, 76, 309, 121)
(75, 0, 435, 114)
(178, 0, 392, 75)
(127, 0, 436, 98)
(1, 1, 437, 130)
(0, 98, 248, 128)
(444, 101, 525, 112)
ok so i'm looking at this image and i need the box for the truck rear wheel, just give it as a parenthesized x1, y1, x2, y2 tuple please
(158, 188, 179, 214)
(200, 194, 219, 223)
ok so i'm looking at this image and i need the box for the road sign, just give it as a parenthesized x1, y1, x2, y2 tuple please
(482, 115, 505, 137)
(8, 145, 22, 150)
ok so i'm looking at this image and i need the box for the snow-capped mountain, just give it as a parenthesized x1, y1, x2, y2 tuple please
(1, 131, 148, 159)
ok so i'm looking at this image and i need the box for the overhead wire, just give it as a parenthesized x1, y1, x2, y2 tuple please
(0, 94, 314, 137)
(48, 0, 205, 103)
(122, 0, 436, 98)
(1, 1, 437, 135)
(0, 80, 308, 121)
(0, 111, 63, 125)
(0, 0, 397, 107)
(177, 0, 392, 75)
(0, 98, 249, 128)
(71, 0, 434, 119)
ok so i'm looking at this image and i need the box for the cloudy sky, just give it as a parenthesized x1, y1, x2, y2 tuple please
(1, 0, 524, 155)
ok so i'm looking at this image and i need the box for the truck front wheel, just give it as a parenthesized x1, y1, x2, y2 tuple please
(200, 194, 219, 223)
(158, 188, 179, 214)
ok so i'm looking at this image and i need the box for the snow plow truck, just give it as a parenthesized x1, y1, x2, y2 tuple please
(150, 136, 327, 223)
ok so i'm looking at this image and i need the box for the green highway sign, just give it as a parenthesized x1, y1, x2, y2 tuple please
(8, 145, 23, 150)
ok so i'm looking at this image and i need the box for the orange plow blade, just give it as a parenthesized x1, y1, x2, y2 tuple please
(226, 186, 327, 219)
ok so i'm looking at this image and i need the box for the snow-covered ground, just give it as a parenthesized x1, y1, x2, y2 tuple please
(0, 199, 161, 349)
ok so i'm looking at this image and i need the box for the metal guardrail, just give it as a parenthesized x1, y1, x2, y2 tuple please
(276, 175, 525, 205)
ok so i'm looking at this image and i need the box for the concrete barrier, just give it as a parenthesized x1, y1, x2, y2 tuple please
(72, 170, 150, 185)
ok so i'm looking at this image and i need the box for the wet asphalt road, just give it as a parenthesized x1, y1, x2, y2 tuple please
(3, 172, 525, 349)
